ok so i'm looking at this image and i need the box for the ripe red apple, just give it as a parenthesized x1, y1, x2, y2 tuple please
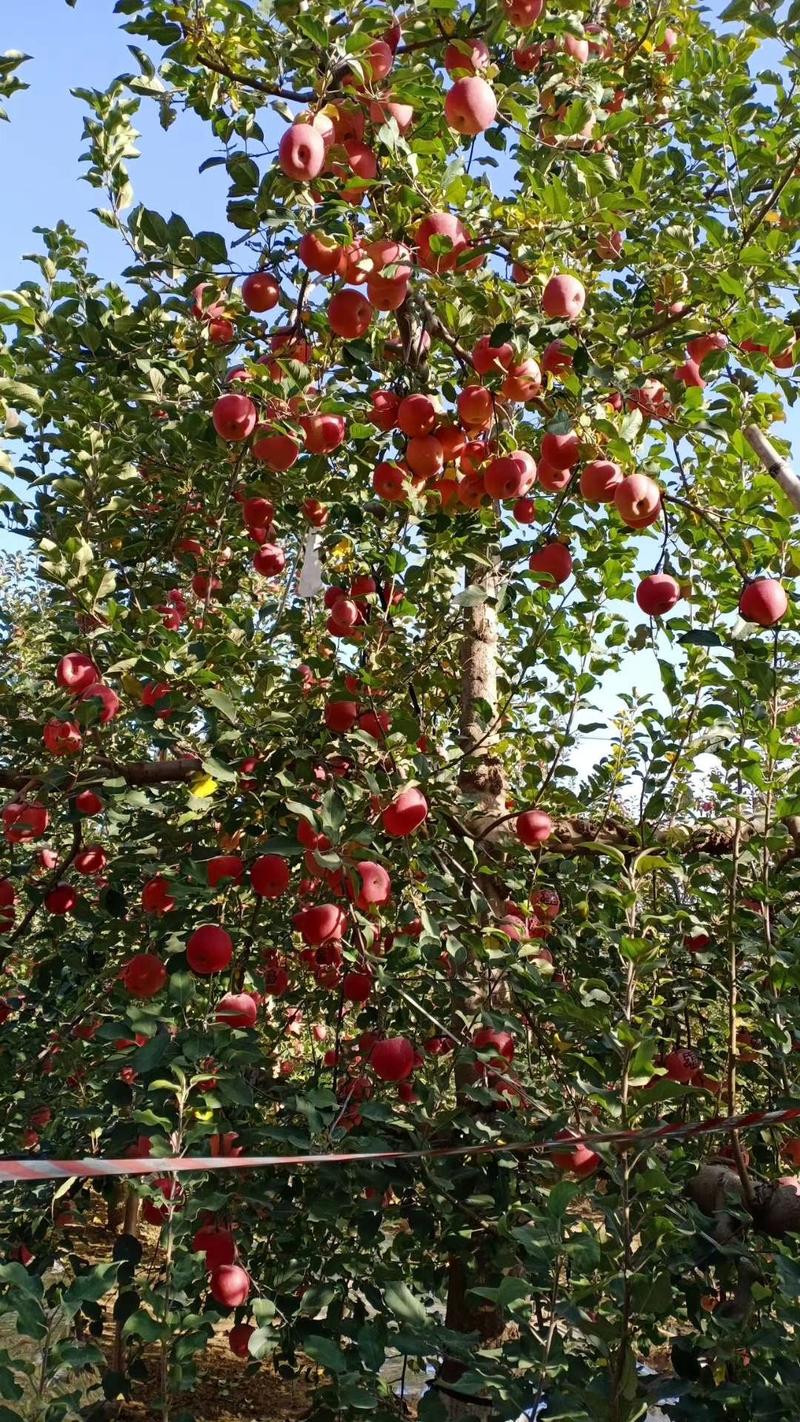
(121, 953, 168, 998)
(596, 230, 623, 262)
(0, 878, 16, 928)
(398, 393, 437, 436)
(210, 1264, 251, 1308)
(444, 37, 490, 75)
(228, 1323, 255, 1359)
(216, 992, 258, 1029)
(328, 288, 373, 340)
(516, 810, 553, 845)
(252, 544, 287, 578)
(382, 787, 429, 837)
(483, 456, 527, 500)
(325, 699, 358, 733)
(74, 846, 107, 875)
(251, 429, 299, 470)
(74, 789, 104, 816)
(343, 969, 373, 1003)
(300, 413, 346, 455)
(207, 854, 245, 888)
(79, 683, 120, 723)
(250, 854, 290, 898)
(529, 542, 573, 586)
(540, 430, 580, 470)
(406, 435, 444, 478)
(354, 860, 392, 909)
(580, 459, 622, 502)
(550, 1130, 600, 1176)
(542, 274, 586, 320)
(541, 340, 573, 377)
(241, 271, 279, 312)
(370, 389, 400, 430)
(739, 578, 788, 627)
(2, 801, 49, 844)
(44, 883, 77, 915)
(614, 473, 661, 527)
(278, 123, 326, 181)
(187, 925, 234, 975)
(373, 461, 409, 500)
(56, 652, 99, 694)
(416, 212, 469, 273)
(675, 358, 705, 388)
(213, 393, 257, 442)
(636, 573, 681, 616)
(513, 495, 537, 522)
(369, 97, 414, 134)
(472, 334, 514, 374)
(436, 424, 468, 461)
(296, 903, 347, 946)
(43, 718, 82, 757)
(473, 1026, 515, 1062)
(358, 709, 392, 738)
(445, 77, 497, 135)
(457, 384, 494, 430)
(500, 358, 541, 401)
(192, 1224, 237, 1269)
(503, 0, 544, 25)
(686, 332, 728, 365)
(339, 139, 377, 201)
(299, 231, 345, 276)
(191, 571, 221, 600)
(242, 495, 274, 529)
(142, 876, 176, 915)
(371, 1036, 415, 1081)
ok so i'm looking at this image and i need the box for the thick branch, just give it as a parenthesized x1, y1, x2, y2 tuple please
(0, 757, 201, 793)
(743, 425, 800, 516)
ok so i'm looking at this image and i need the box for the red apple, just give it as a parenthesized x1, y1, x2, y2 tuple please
(328, 288, 373, 339)
(354, 860, 392, 909)
(210, 1264, 250, 1308)
(503, 0, 544, 25)
(121, 953, 168, 998)
(370, 389, 400, 430)
(56, 652, 99, 694)
(542, 274, 586, 320)
(187, 925, 234, 975)
(382, 787, 429, 837)
(213, 393, 257, 443)
(74, 846, 107, 875)
(580, 459, 622, 502)
(371, 1036, 415, 1081)
(445, 77, 497, 136)
(250, 854, 290, 898)
(300, 413, 346, 455)
(416, 212, 469, 273)
(614, 473, 662, 527)
(444, 37, 490, 75)
(457, 384, 494, 430)
(540, 430, 580, 470)
(529, 542, 573, 586)
(241, 272, 279, 312)
(398, 392, 437, 436)
(278, 123, 326, 181)
(636, 573, 681, 616)
(43, 719, 82, 757)
(739, 578, 788, 627)
(216, 992, 258, 1029)
(252, 544, 287, 577)
(516, 810, 553, 845)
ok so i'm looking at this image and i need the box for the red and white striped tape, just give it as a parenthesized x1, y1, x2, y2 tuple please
(1, 1102, 799, 1183)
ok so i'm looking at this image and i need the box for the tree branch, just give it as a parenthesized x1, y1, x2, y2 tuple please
(0, 757, 201, 793)
(194, 46, 314, 104)
(743, 425, 800, 516)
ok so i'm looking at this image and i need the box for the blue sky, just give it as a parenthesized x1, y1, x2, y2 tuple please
(2, 1, 796, 780)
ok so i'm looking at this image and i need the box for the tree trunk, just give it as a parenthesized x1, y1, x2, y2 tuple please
(436, 562, 508, 1416)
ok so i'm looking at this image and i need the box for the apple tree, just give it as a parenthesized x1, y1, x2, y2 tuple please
(1, 0, 800, 1417)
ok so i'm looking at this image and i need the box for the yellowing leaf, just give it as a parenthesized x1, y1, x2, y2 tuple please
(189, 773, 217, 799)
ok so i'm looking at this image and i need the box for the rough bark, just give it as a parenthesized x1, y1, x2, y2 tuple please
(744, 425, 800, 515)
(437, 562, 508, 1412)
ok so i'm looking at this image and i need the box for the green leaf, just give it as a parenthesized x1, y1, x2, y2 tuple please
(303, 1333, 349, 1373)
(383, 1281, 428, 1327)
